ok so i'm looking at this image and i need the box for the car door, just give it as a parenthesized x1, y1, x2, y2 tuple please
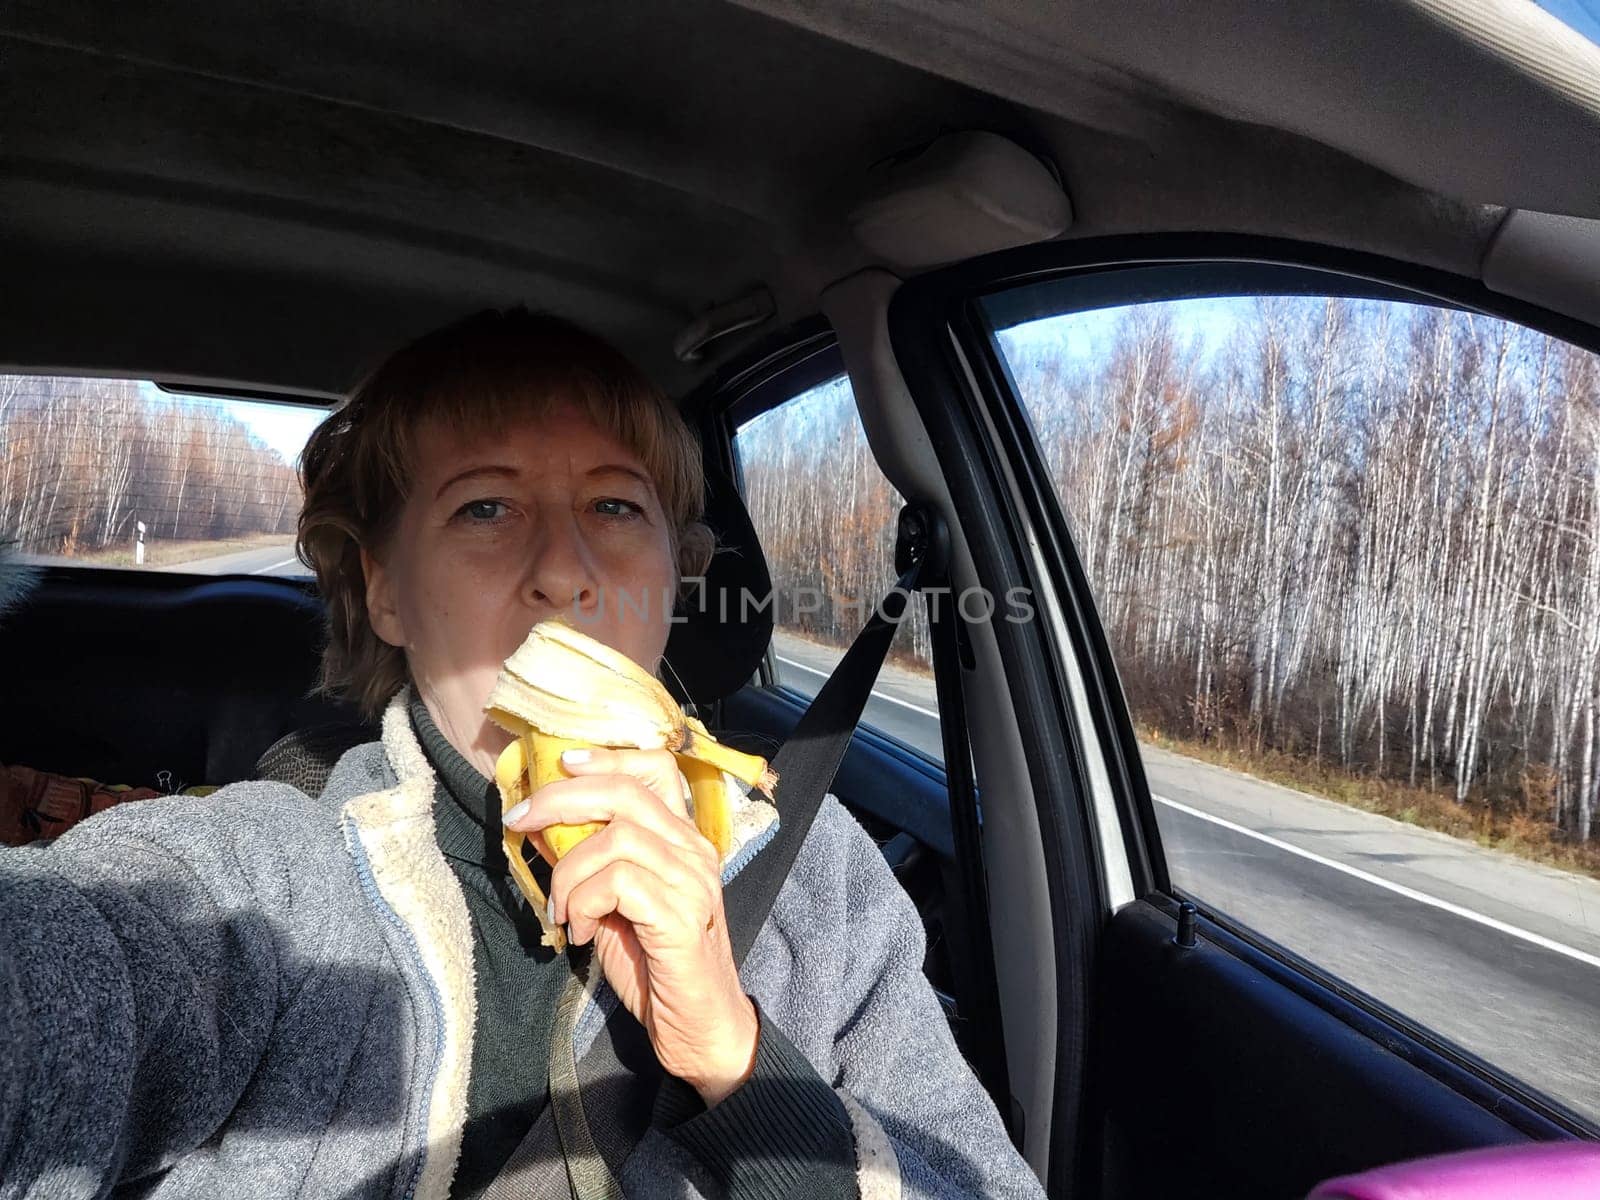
(682, 293, 1130, 1195)
(887, 235, 1600, 1198)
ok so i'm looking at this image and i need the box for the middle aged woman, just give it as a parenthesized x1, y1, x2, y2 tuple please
(0, 310, 1045, 1200)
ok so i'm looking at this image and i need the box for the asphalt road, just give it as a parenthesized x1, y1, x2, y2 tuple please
(772, 630, 946, 757)
(160, 541, 306, 577)
(771, 630, 1600, 1126)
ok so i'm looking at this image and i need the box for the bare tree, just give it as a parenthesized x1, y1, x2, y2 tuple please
(0, 377, 301, 557)
(1001, 297, 1600, 843)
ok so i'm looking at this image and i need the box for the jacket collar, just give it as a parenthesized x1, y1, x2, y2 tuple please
(338, 687, 783, 1198)
(340, 690, 476, 1200)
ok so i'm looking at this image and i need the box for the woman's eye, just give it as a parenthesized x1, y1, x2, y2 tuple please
(593, 497, 644, 519)
(458, 499, 509, 522)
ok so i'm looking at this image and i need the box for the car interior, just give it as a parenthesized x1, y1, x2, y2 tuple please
(5, 2, 1600, 1197)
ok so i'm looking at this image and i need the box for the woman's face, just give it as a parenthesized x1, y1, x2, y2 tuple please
(362, 403, 678, 774)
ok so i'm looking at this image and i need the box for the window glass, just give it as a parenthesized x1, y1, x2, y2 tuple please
(734, 373, 942, 762)
(988, 294, 1600, 1122)
(0, 375, 324, 576)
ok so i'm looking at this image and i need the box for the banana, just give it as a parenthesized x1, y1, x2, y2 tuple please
(486, 619, 778, 951)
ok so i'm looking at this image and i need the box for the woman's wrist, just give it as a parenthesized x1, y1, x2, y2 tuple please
(688, 995, 761, 1108)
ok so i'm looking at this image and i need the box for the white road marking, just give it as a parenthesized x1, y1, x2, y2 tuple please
(249, 556, 302, 575)
(766, 659, 1595, 970)
(775, 654, 942, 720)
(1154, 793, 1600, 972)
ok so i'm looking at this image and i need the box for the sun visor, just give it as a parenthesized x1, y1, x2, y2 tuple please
(848, 132, 1072, 271)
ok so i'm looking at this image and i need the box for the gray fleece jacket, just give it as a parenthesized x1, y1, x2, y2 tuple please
(0, 692, 1045, 1200)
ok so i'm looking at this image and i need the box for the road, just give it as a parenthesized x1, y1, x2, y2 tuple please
(160, 541, 305, 577)
(771, 630, 1600, 1126)
(772, 630, 945, 756)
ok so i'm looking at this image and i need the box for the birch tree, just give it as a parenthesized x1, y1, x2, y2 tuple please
(1001, 297, 1600, 843)
(0, 376, 302, 555)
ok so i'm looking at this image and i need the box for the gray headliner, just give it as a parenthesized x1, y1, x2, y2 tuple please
(736, 0, 1600, 216)
(5, 0, 1595, 395)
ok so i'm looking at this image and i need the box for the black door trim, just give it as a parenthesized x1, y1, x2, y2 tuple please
(1150, 891, 1594, 1141)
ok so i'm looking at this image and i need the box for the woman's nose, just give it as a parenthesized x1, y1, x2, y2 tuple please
(522, 518, 600, 613)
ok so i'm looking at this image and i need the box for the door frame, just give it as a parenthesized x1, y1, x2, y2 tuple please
(891, 232, 1600, 1154)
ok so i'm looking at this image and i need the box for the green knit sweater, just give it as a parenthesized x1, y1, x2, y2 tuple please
(410, 697, 857, 1200)
(410, 697, 567, 1197)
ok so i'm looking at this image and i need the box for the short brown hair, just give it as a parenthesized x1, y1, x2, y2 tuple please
(297, 309, 714, 718)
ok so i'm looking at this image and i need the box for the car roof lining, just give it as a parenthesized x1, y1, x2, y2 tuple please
(5, 1, 1597, 397)
(735, 0, 1600, 217)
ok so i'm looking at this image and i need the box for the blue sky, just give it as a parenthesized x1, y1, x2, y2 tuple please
(998, 297, 1255, 374)
(993, 294, 1570, 422)
(1536, 0, 1600, 43)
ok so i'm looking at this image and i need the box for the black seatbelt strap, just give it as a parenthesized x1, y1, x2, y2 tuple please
(726, 505, 949, 966)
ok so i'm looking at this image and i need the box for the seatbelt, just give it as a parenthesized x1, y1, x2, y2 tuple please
(512, 505, 954, 1197)
(726, 504, 949, 966)
(486, 959, 624, 1200)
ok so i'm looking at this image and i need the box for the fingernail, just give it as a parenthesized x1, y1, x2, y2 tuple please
(502, 799, 530, 826)
(545, 898, 557, 928)
(565, 922, 576, 946)
(561, 748, 591, 767)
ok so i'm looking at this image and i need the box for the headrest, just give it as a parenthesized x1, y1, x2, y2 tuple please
(661, 463, 772, 708)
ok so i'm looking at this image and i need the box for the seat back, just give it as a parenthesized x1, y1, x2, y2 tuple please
(0, 571, 360, 789)
(660, 461, 773, 708)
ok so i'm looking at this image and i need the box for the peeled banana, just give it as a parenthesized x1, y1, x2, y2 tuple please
(486, 619, 778, 950)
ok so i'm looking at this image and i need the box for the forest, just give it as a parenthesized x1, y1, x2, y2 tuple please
(0, 375, 301, 558)
(738, 376, 935, 671)
(1012, 297, 1600, 845)
(746, 298, 1600, 846)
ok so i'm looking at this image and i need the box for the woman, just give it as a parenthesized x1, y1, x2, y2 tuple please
(0, 311, 1044, 1200)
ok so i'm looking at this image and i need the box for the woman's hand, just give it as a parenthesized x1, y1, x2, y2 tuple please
(505, 746, 759, 1107)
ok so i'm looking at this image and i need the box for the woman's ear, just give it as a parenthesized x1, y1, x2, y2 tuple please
(676, 521, 717, 581)
(360, 544, 407, 648)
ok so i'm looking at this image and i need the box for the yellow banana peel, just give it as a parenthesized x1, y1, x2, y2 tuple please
(487, 619, 778, 951)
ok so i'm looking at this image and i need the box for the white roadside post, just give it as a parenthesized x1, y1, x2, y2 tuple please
(135, 520, 147, 566)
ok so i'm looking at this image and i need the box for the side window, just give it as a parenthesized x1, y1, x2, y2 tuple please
(733, 372, 942, 762)
(987, 294, 1600, 1123)
(0, 375, 324, 576)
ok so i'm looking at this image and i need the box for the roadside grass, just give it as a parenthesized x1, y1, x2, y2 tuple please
(773, 629, 1600, 882)
(1141, 725, 1600, 883)
(46, 532, 297, 570)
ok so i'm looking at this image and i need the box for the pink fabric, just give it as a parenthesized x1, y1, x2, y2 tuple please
(1308, 1143, 1600, 1200)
